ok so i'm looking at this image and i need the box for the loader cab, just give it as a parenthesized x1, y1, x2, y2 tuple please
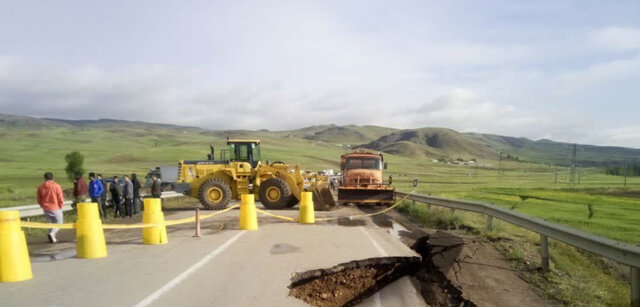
(227, 139, 262, 168)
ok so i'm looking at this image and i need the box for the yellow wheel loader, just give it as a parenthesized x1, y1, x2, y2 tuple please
(174, 139, 336, 210)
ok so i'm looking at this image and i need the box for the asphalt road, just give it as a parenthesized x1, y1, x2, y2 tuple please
(1, 204, 425, 307)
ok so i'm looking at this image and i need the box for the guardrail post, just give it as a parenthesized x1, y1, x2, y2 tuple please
(632, 266, 639, 307)
(540, 234, 549, 273)
(486, 216, 493, 231)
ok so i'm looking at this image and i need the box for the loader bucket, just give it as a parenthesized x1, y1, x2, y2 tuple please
(311, 182, 337, 211)
(337, 187, 395, 205)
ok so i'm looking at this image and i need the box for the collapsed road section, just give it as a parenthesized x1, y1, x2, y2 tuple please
(289, 236, 476, 307)
(289, 257, 421, 307)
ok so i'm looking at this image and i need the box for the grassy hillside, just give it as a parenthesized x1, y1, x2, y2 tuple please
(362, 127, 640, 166)
(362, 127, 497, 158)
(466, 133, 640, 166)
(277, 124, 397, 144)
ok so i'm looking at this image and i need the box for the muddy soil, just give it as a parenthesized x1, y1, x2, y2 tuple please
(288, 236, 476, 307)
(411, 235, 475, 307)
(289, 257, 421, 307)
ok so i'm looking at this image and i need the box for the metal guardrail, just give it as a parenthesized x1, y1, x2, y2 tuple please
(395, 191, 640, 307)
(0, 191, 185, 218)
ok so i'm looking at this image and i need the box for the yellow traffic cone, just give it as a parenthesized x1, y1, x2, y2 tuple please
(142, 198, 168, 245)
(0, 211, 32, 282)
(239, 194, 258, 230)
(298, 192, 315, 224)
(76, 203, 108, 259)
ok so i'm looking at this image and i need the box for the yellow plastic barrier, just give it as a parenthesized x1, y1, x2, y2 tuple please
(20, 221, 75, 229)
(254, 191, 415, 222)
(76, 203, 107, 259)
(315, 191, 414, 221)
(254, 208, 295, 221)
(239, 194, 258, 230)
(298, 192, 315, 224)
(0, 211, 32, 282)
(142, 199, 168, 245)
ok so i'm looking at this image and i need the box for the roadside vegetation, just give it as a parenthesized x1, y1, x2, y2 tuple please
(397, 201, 630, 306)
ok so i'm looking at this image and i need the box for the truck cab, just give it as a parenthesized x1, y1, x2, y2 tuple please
(341, 152, 384, 187)
(338, 150, 394, 205)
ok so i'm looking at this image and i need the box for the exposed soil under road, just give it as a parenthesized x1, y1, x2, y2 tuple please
(378, 209, 551, 307)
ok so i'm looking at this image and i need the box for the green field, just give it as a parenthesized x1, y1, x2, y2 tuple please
(2, 119, 639, 306)
(1, 124, 639, 246)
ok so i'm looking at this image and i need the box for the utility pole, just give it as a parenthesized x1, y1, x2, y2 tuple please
(569, 144, 577, 185)
(498, 152, 504, 179)
(554, 168, 558, 184)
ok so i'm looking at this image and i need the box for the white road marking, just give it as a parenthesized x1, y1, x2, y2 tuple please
(134, 231, 246, 307)
(360, 226, 388, 256)
(360, 226, 387, 307)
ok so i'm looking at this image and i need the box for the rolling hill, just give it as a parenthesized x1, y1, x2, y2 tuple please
(2, 113, 639, 168)
(361, 127, 640, 166)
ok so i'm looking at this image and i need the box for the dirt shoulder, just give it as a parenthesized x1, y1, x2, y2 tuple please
(377, 210, 552, 307)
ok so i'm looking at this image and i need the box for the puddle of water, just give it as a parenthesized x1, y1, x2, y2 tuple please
(336, 217, 367, 227)
(31, 249, 77, 262)
(387, 221, 409, 242)
(270, 243, 300, 255)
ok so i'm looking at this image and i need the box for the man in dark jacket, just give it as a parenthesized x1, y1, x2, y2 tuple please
(72, 171, 88, 211)
(110, 176, 123, 218)
(88, 172, 105, 219)
(122, 175, 134, 218)
(131, 173, 142, 214)
(151, 174, 162, 198)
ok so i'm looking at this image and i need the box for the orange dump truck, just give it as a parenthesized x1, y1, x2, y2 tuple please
(337, 150, 395, 205)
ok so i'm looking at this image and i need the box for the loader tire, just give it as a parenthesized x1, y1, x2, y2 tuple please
(259, 178, 292, 210)
(198, 178, 232, 210)
(286, 197, 299, 208)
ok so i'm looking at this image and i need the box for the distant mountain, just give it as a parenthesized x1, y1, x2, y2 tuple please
(360, 128, 496, 159)
(2, 113, 638, 166)
(0, 113, 202, 131)
(0, 113, 72, 128)
(361, 128, 640, 166)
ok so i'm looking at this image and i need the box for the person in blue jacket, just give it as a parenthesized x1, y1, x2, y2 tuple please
(88, 172, 106, 219)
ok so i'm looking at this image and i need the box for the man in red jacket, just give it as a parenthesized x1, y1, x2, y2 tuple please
(37, 172, 65, 243)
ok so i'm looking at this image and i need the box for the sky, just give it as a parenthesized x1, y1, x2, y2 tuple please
(1, 0, 640, 147)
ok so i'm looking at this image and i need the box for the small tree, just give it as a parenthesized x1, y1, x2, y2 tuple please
(65, 151, 85, 182)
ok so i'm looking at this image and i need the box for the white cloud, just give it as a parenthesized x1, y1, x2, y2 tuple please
(398, 88, 570, 138)
(2, 2, 640, 148)
(589, 26, 640, 52)
(593, 125, 640, 147)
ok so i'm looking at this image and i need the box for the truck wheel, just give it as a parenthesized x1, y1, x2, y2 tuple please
(259, 178, 292, 209)
(198, 178, 232, 210)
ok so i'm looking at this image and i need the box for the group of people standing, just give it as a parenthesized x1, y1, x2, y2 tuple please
(77, 172, 143, 219)
(37, 170, 163, 243)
